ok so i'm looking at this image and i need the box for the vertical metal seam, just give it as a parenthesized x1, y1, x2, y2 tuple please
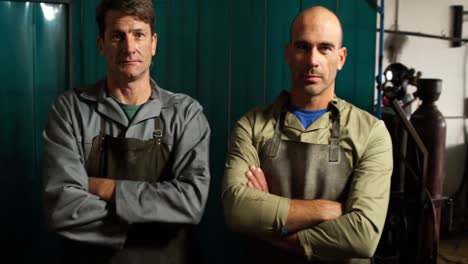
(80, 0, 84, 83)
(166, 0, 171, 89)
(395, 0, 399, 30)
(68, 1, 73, 90)
(32, 2, 38, 180)
(227, 0, 233, 144)
(195, 0, 201, 98)
(93, 0, 100, 81)
(355, 1, 359, 103)
(263, 0, 268, 104)
(376, 0, 385, 118)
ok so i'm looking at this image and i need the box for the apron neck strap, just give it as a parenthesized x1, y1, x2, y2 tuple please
(329, 104, 340, 142)
(328, 105, 341, 162)
(98, 114, 163, 139)
(267, 110, 286, 157)
(99, 115, 106, 138)
(267, 103, 341, 161)
(153, 116, 163, 139)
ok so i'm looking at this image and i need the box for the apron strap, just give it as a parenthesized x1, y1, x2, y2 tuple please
(153, 116, 163, 143)
(97, 115, 107, 176)
(99, 114, 106, 139)
(328, 106, 341, 162)
(267, 103, 341, 162)
(266, 111, 286, 158)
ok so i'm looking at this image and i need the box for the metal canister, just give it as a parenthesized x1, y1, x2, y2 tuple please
(410, 78, 447, 263)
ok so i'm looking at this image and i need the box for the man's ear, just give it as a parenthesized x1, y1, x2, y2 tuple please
(337, 47, 347, 71)
(97, 36, 105, 56)
(151, 33, 158, 56)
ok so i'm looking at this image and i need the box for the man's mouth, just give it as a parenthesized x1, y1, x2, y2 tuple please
(119, 58, 141, 64)
(121, 60, 139, 64)
(303, 74, 321, 82)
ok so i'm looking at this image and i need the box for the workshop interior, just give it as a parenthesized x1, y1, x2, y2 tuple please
(0, 0, 467, 263)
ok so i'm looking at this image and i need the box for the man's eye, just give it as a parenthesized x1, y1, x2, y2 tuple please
(295, 43, 309, 50)
(319, 46, 332, 53)
(111, 33, 123, 41)
(296, 43, 307, 50)
(135, 32, 145, 39)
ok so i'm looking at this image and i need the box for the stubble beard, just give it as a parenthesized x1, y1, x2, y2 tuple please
(302, 83, 327, 97)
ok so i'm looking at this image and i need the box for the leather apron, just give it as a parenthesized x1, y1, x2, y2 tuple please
(247, 106, 356, 264)
(63, 115, 194, 264)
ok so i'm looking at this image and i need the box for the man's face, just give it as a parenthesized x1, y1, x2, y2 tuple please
(286, 18, 346, 98)
(98, 10, 157, 82)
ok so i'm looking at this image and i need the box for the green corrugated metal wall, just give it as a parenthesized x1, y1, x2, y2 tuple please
(0, 1, 68, 262)
(0, 1, 376, 263)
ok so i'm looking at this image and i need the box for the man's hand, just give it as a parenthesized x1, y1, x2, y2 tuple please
(245, 165, 269, 192)
(88, 177, 115, 203)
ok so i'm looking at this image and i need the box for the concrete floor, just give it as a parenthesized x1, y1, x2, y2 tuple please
(439, 234, 468, 264)
(438, 209, 468, 264)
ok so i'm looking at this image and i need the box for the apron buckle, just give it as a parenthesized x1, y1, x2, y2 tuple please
(153, 129, 163, 138)
(329, 137, 339, 145)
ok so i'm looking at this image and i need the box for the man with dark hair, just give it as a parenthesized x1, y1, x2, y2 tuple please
(96, 0, 156, 37)
(42, 0, 210, 263)
(222, 6, 392, 264)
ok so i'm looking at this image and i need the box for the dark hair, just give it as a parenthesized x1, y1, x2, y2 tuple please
(96, 0, 155, 37)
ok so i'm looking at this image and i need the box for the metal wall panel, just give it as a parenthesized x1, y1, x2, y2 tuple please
(337, 0, 377, 112)
(0, 1, 68, 262)
(0, 4, 35, 260)
(52, 0, 378, 263)
(34, 3, 68, 166)
(0, 0, 376, 263)
(34, 4, 69, 263)
(151, 0, 168, 88)
(265, 0, 299, 104)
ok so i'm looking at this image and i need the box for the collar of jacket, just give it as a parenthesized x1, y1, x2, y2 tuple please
(272, 90, 342, 115)
(270, 90, 342, 131)
(77, 78, 166, 127)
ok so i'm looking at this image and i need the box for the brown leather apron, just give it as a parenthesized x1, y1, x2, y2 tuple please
(63, 115, 194, 264)
(247, 106, 355, 264)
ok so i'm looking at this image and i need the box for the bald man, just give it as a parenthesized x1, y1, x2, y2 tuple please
(222, 6, 392, 264)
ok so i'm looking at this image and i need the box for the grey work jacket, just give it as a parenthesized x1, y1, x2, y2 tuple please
(42, 80, 211, 249)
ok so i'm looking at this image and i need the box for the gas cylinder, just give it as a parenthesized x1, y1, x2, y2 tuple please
(410, 78, 447, 263)
(382, 93, 413, 194)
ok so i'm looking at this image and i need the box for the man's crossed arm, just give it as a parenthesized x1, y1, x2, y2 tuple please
(244, 165, 343, 255)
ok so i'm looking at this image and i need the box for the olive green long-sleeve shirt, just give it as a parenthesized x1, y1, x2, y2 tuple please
(222, 92, 393, 262)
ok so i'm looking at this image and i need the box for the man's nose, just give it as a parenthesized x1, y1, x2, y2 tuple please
(122, 35, 136, 53)
(307, 48, 319, 67)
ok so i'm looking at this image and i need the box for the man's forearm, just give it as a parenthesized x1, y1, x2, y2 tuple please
(88, 177, 115, 203)
(257, 200, 342, 257)
(246, 165, 343, 233)
(285, 199, 343, 233)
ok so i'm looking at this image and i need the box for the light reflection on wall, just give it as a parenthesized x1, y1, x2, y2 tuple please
(40, 3, 59, 21)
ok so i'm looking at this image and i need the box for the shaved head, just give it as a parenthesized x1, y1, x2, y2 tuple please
(289, 6, 343, 47)
(285, 5, 347, 110)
